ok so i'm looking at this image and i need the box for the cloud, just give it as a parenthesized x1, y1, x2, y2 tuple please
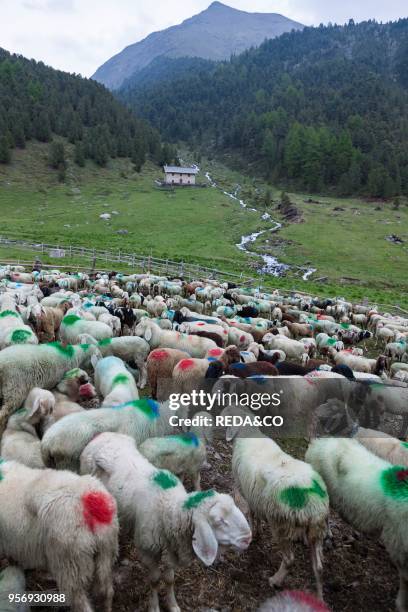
(1, 0, 407, 77)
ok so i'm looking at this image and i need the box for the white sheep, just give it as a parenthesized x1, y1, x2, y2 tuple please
(224, 405, 328, 598)
(79, 432, 251, 612)
(262, 334, 309, 363)
(257, 591, 330, 612)
(0, 566, 29, 612)
(41, 397, 187, 471)
(0, 459, 118, 611)
(0, 342, 100, 434)
(139, 411, 213, 490)
(94, 356, 139, 407)
(59, 314, 113, 344)
(97, 312, 121, 336)
(385, 341, 407, 362)
(134, 318, 217, 358)
(306, 438, 408, 612)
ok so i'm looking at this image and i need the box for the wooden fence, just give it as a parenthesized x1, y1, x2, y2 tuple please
(0, 236, 255, 286)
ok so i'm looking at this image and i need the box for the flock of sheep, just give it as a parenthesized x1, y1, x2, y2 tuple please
(0, 264, 407, 612)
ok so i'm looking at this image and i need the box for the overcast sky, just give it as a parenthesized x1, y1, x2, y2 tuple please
(1, 0, 407, 77)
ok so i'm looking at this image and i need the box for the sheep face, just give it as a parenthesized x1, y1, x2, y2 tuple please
(192, 493, 251, 565)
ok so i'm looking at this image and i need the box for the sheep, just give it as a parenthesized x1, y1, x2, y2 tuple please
(329, 348, 387, 375)
(224, 361, 279, 378)
(0, 342, 100, 434)
(385, 341, 407, 362)
(94, 356, 139, 407)
(258, 591, 330, 612)
(0, 566, 29, 612)
(139, 411, 213, 490)
(350, 381, 408, 436)
(97, 312, 121, 336)
(315, 333, 343, 356)
(41, 398, 188, 471)
(1, 388, 55, 468)
(391, 362, 408, 378)
(79, 432, 251, 612)
(0, 309, 38, 350)
(27, 302, 71, 342)
(172, 346, 241, 394)
(134, 318, 217, 358)
(224, 405, 328, 598)
(306, 437, 408, 612)
(0, 459, 118, 612)
(147, 347, 190, 400)
(227, 327, 255, 349)
(312, 398, 408, 468)
(286, 322, 314, 340)
(79, 334, 150, 389)
(263, 334, 309, 363)
(59, 314, 113, 345)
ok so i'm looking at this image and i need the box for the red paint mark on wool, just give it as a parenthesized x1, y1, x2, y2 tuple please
(240, 335, 245, 342)
(82, 491, 115, 532)
(223, 330, 228, 334)
(178, 359, 195, 370)
(209, 348, 223, 356)
(197, 322, 205, 326)
(397, 469, 408, 481)
(150, 349, 168, 361)
(285, 591, 329, 611)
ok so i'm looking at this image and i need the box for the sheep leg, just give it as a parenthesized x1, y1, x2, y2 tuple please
(401, 414, 408, 439)
(136, 358, 147, 389)
(310, 539, 324, 601)
(92, 549, 115, 612)
(146, 563, 161, 612)
(396, 565, 408, 612)
(268, 540, 294, 588)
(163, 566, 180, 612)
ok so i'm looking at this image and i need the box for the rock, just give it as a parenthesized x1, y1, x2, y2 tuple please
(117, 229, 129, 235)
(386, 234, 404, 244)
(100, 213, 111, 220)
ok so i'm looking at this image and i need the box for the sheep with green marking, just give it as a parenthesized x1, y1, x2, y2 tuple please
(59, 314, 113, 345)
(139, 411, 213, 490)
(306, 437, 408, 612)
(0, 342, 100, 434)
(41, 397, 188, 471)
(224, 405, 328, 600)
(0, 308, 38, 350)
(94, 356, 139, 407)
(80, 432, 251, 612)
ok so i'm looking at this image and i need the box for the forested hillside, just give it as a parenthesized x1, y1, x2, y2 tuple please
(122, 19, 408, 197)
(0, 47, 164, 170)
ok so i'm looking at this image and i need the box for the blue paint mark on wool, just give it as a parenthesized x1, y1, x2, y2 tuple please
(230, 362, 246, 370)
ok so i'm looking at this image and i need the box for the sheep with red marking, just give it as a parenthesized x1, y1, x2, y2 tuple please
(180, 321, 229, 347)
(0, 459, 118, 611)
(227, 327, 255, 350)
(172, 346, 241, 394)
(147, 347, 190, 399)
(258, 591, 330, 611)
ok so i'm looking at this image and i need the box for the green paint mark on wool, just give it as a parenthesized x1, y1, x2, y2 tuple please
(112, 373, 130, 387)
(153, 470, 179, 490)
(47, 342, 75, 359)
(381, 466, 408, 501)
(183, 489, 215, 510)
(63, 368, 81, 379)
(98, 338, 112, 347)
(0, 457, 4, 482)
(401, 442, 408, 450)
(11, 329, 32, 344)
(62, 314, 82, 326)
(280, 479, 327, 509)
(340, 323, 350, 329)
(132, 398, 159, 419)
(0, 310, 19, 318)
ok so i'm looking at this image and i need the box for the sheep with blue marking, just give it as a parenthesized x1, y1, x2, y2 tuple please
(41, 397, 188, 471)
(80, 431, 251, 612)
(306, 437, 408, 612)
(139, 411, 213, 490)
(224, 405, 328, 599)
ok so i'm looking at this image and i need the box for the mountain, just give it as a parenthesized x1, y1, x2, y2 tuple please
(92, 2, 303, 90)
(122, 19, 408, 198)
(0, 47, 166, 170)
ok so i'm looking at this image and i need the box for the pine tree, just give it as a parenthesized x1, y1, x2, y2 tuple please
(74, 141, 85, 167)
(48, 140, 65, 169)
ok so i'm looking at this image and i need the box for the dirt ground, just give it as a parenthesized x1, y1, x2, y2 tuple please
(14, 436, 397, 612)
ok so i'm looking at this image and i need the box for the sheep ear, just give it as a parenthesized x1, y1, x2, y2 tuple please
(144, 327, 152, 342)
(27, 397, 43, 421)
(192, 518, 218, 566)
(225, 424, 240, 442)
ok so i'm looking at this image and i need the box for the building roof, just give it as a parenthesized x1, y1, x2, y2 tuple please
(163, 165, 199, 174)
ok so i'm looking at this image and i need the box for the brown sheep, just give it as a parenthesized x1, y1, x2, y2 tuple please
(286, 321, 314, 339)
(147, 348, 190, 400)
(29, 302, 71, 343)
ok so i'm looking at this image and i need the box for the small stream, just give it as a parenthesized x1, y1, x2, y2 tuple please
(203, 169, 316, 280)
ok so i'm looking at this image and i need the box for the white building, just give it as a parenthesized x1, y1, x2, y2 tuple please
(163, 165, 199, 186)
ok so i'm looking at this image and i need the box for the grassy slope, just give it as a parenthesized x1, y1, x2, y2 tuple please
(0, 143, 407, 308)
(0, 142, 256, 271)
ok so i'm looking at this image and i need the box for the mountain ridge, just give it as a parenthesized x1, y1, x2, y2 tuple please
(92, 2, 303, 90)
